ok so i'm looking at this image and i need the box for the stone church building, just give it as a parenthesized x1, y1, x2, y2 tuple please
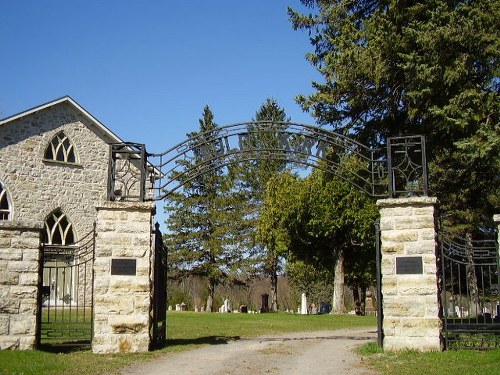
(0, 96, 154, 350)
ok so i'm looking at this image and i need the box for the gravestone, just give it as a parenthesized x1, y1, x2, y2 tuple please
(365, 291, 375, 316)
(300, 293, 308, 315)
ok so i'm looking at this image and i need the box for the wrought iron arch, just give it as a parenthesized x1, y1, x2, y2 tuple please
(108, 122, 428, 201)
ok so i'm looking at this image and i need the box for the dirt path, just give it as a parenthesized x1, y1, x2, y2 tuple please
(119, 328, 378, 375)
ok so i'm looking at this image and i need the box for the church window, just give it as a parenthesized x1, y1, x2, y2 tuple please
(43, 209, 75, 245)
(0, 182, 11, 220)
(44, 132, 78, 164)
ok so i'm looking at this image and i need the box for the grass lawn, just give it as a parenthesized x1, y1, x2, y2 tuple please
(1, 312, 499, 375)
(358, 342, 500, 375)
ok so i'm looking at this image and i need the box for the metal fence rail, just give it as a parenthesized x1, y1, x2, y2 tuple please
(440, 231, 500, 349)
(38, 227, 95, 347)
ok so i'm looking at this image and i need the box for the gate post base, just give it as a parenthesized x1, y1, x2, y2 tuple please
(92, 201, 155, 353)
(377, 197, 441, 352)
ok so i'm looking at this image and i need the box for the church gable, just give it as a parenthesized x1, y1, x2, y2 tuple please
(0, 97, 123, 232)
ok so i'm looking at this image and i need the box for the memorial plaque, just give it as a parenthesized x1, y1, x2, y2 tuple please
(396, 256, 423, 274)
(111, 258, 137, 276)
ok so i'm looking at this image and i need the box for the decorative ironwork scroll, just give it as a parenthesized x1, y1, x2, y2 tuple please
(108, 143, 147, 201)
(107, 122, 429, 201)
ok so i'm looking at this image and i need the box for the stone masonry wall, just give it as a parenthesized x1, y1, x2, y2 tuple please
(377, 197, 441, 351)
(0, 102, 110, 236)
(92, 201, 155, 353)
(0, 221, 42, 350)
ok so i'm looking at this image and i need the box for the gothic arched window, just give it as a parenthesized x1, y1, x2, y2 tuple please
(43, 209, 76, 245)
(0, 182, 11, 220)
(44, 131, 78, 164)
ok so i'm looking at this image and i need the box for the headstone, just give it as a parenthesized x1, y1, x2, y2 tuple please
(224, 299, 231, 313)
(168, 305, 172, 311)
(311, 303, 318, 315)
(365, 291, 375, 316)
(319, 302, 330, 314)
(175, 304, 181, 311)
(240, 305, 248, 313)
(180, 302, 186, 311)
(300, 293, 308, 315)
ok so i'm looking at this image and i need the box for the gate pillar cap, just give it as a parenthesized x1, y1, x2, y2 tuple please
(96, 201, 156, 212)
(376, 197, 438, 207)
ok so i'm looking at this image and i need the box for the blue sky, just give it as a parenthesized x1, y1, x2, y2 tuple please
(0, 1, 321, 153)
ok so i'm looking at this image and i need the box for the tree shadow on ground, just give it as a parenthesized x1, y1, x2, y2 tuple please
(159, 335, 241, 349)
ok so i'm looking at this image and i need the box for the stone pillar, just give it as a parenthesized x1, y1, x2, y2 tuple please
(0, 221, 42, 350)
(494, 215, 500, 257)
(92, 201, 155, 353)
(377, 197, 441, 351)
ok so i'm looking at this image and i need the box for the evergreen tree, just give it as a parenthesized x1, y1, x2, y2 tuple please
(164, 106, 250, 312)
(231, 98, 290, 312)
(289, 0, 499, 231)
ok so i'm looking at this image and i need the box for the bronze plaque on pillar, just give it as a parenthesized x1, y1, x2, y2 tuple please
(396, 256, 423, 274)
(111, 258, 137, 275)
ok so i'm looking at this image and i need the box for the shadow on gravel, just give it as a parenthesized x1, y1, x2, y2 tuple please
(163, 335, 241, 348)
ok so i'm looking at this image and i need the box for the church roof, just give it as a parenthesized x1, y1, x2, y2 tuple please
(0, 96, 124, 144)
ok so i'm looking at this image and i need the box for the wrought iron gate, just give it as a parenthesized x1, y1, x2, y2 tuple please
(440, 230, 500, 349)
(150, 222, 167, 349)
(38, 227, 95, 347)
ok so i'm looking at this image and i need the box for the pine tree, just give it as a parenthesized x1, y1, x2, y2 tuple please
(164, 106, 250, 312)
(289, 0, 499, 231)
(245, 98, 290, 312)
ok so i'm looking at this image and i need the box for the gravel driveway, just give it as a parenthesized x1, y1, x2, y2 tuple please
(119, 328, 378, 375)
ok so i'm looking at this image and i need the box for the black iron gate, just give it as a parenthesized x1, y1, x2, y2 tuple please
(38, 227, 95, 347)
(150, 222, 167, 349)
(440, 230, 500, 349)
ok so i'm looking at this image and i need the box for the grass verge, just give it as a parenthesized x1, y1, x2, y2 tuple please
(357, 341, 500, 375)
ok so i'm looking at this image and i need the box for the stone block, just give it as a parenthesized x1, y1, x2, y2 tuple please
(17, 336, 37, 350)
(21, 248, 40, 262)
(9, 286, 37, 299)
(418, 229, 436, 241)
(0, 315, 9, 335)
(0, 237, 12, 248)
(0, 299, 20, 314)
(7, 260, 39, 273)
(381, 230, 419, 242)
(394, 216, 435, 230)
(110, 278, 149, 293)
(404, 241, 436, 255)
(397, 276, 437, 296)
(384, 334, 440, 352)
(0, 250, 22, 261)
(0, 271, 19, 285)
(381, 241, 404, 254)
(10, 315, 36, 335)
(0, 338, 20, 350)
(18, 273, 39, 286)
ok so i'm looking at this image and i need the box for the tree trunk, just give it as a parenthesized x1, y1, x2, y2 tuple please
(331, 250, 346, 314)
(270, 256, 279, 312)
(465, 233, 479, 315)
(206, 280, 215, 313)
(360, 286, 367, 316)
(352, 285, 361, 315)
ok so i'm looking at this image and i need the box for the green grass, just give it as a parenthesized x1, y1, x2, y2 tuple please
(358, 341, 500, 375)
